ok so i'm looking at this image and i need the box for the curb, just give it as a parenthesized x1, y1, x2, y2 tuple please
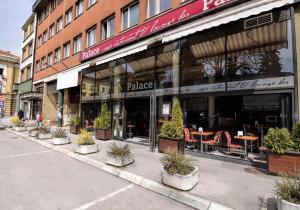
(8, 129, 234, 210)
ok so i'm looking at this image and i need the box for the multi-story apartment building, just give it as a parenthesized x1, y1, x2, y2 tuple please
(32, 0, 300, 149)
(18, 13, 41, 120)
(0, 50, 20, 117)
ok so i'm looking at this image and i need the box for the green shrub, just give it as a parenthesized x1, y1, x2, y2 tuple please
(53, 128, 67, 138)
(161, 149, 195, 175)
(94, 103, 111, 129)
(77, 129, 94, 145)
(160, 99, 183, 139)
(264, 128, 293, 154)
(291, 121, 300, 151)
(70, 114, 80, 126)
(276, 171, 300, 204)
(107, 143, 131, 163)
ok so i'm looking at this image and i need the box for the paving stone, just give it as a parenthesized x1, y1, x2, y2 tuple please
(169, 191, 211, 210)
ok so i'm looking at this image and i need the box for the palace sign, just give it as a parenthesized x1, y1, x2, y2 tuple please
(80, 0, 237, 62)
(127, 81, 154, 92)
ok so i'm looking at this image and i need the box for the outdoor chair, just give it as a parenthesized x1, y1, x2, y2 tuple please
(202, 130, 222, 152)
(224, 131, 244, 157)
(183, 128, 198, 150)
(259, 145, 267, 159)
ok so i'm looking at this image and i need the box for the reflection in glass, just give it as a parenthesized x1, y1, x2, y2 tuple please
(82, 71, 95, 101)
(95, 64, 111, 100)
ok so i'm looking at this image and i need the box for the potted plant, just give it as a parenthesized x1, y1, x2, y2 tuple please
(276, 171, 300, 210)
(161, 149, 198, 191)
(70, 114, 80, 135)
(159, 100, 184, 153)
(37, 126, 53, 139)
(76, 129, 98, 155)
(29, 127, 39, 137)
(11, 117, 25, 132)
(106, 143, 134, 167)
(51, 128, 70, 145)
(94, 103, 112, 140)
(264, 127, 300, 175)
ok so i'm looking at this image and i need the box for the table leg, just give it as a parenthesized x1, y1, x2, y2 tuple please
(244, 140, 248, 159)
(201, 135, 203, 153)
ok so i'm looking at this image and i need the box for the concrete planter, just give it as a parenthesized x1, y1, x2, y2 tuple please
(158, 137, 185, 154)
(268, 151, 300, 175)
(51, 137, 70, 145)
(38, 133, 53, 140)
(29, 130, 39, 137)
(76, 144, 98, 155)
(278, 199, 300, 210)
(106, 152, 134, 167)
(15, 127, 26, 132)
(161, 166, 198, 191)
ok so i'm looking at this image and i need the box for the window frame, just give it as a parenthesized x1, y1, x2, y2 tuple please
(86, 26, 97, 47)
(65, 7, 73, 26)
(75, 0, 84, 17)
(73, 34, 82, 54)
(47, 52, 53, 66)
(147, 0, 171, 18)
(122, 1, 139, 30)
(101, 15, 115, 40)
(56, 16, 63, 32)
(63, 42, 71, 59)
(54, 47, 61, 63)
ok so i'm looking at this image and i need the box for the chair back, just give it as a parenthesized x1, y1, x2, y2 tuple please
(183, 128, 191, 141)
(214, 130, 223, 143)
(224, 131, 232, 146)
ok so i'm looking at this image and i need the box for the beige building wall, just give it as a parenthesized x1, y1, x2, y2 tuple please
(295, 5, 300, 120)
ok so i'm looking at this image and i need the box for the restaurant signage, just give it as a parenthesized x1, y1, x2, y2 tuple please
(80, 0, 237, 62)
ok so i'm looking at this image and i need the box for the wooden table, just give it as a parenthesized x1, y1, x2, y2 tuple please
(234, 135, 258, 158)
(191, 131, 214, 152)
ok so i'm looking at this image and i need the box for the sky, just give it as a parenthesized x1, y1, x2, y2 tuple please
(0, 0, 35, 56)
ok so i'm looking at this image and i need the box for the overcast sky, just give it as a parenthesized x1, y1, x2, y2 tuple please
(0, 0, 35, 56)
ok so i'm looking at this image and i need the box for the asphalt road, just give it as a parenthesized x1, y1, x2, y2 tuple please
(0, 130, 193, 210)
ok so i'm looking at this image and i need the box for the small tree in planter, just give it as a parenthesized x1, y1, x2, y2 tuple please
(37, 126, 53, 140)
(161, 149, 198, 191)
(11, 117, 25, 132)
(94, 103, 111, 140)
(51, 128, 70, 145)
(70, 115, 80, 134)
(106, 143, 134, 167)
(276, 171, 300, 210)
(159, 100, 184, 153)
(264, 128, 300, 175)
(76, 129, 98, 155)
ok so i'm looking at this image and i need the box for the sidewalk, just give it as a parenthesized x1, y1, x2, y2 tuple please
(8, 127, 279, 210)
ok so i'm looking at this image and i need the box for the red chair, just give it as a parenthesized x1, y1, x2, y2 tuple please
(224, 131, 244, 155)
(259, 145, 267, 159)
(183, 128, 198, 149)
(202, 131, 222, 152)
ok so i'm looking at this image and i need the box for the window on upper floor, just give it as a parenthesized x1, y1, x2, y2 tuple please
(41, 57, 46, 69)
(65, 8, 73, 26)
(36, 60, 40, 72)
(56, 16, 63, 32)
(28, 42, 33, 56)
(73, 34, 82, 54)
(26, 65, 32, 80)
(86, 27, 96, 47)
(147, 0, 171, 18)
(54, 47, 61, 63)
(75, 0, 84, 17)
(22, 48, 26, 61)
(43, 30, 48, 43)
(37, 35, 42, 47)
(88, 0, 96, 7)
(49, 23, 55, 38)
(102, 16, 115, 40)
(47, 52, 53, 66)
(122, 2, 139, 30)
(63, 42, 71, 58)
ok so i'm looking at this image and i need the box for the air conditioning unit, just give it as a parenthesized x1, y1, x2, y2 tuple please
(244, 13, 273, 30)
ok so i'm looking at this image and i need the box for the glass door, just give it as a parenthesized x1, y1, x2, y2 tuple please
(112, 100, 125, 140)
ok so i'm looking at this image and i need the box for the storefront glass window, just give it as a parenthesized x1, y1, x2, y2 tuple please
(112, 59, 126, 99)
(82, 70, 95, 101)
(181, 29, 226, 91)
(226, 19, 294, 81)
(95, 63, 111, 101)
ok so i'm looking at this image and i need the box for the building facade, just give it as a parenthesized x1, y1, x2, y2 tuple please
(0, 50, 20, 117)
(32, 0, 299, 148)
(18, 13, 41, 120)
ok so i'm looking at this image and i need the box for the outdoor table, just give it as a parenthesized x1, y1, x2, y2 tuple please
(191, 131, 214, 152)
(234, 135, 258, 158)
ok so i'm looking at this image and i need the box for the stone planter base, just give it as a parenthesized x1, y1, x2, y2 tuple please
(95, 129, 112, 140)
(76, 144, 98, 155)
(161, 166, 198, 191)
(278, 199, 300, 210)
(15, 127, 26, 132)
(29, 131, 39, 137)
(51, 137, 70, 145)
(38, 133, 53, 140)
(106, 152, 134, 167)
